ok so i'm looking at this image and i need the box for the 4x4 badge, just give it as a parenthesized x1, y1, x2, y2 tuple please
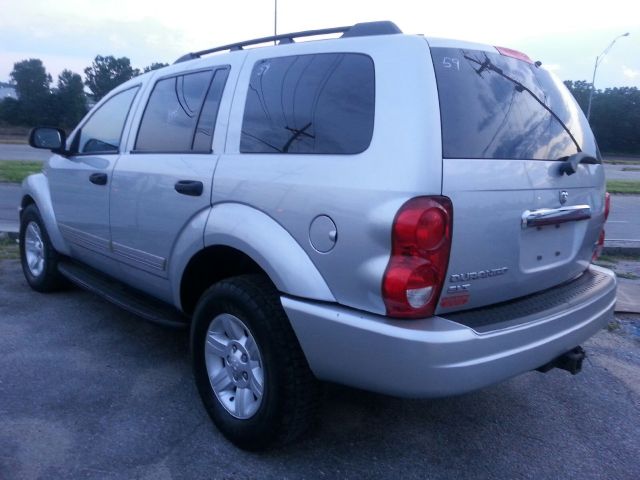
(559, 190, 569, 205)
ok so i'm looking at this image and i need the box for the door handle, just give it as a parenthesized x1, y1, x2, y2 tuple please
(174, 180, 203, 197)
(521, 205, 591, 229)
(89, 173, 108, 185)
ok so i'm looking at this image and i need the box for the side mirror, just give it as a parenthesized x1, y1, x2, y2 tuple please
(29, 127, 67, 153)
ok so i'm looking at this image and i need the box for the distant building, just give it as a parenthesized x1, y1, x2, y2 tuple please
(0, 82, 18, 100)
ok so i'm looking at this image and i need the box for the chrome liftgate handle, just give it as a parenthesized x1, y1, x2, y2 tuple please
(521, 205, 591, 229)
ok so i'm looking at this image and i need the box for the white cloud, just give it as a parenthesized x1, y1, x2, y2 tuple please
(0, 0, 638, 88)
(622, 65, 640, 79)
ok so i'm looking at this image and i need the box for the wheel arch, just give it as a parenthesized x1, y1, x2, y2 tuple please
(179, 245, 267, 315)
(20, 173, 70, 255)
(172, 203, 335, 314)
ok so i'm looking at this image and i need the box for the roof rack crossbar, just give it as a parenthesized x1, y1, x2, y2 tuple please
(174, 26, 350, 64)
(173, 21, 402, 64)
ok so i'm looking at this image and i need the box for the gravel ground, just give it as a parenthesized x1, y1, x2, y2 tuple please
(1, 259, 639, 480)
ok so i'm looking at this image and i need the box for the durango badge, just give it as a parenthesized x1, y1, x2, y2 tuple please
(449, 267, 509, 283)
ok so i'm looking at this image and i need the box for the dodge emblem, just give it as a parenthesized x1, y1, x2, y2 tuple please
(559, 190, 569, 205)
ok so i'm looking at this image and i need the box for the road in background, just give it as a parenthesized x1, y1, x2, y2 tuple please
(607, 195, 640, 243)
(0, 143, 50, 162)
(605, 163, 640, 181)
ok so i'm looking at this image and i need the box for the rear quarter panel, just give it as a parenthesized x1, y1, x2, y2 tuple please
(214, 35, 442, 314)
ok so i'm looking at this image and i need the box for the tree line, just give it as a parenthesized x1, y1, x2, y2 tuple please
(0, 57, 638, 154)
(563, 80, 639, 155)
(0, 56, 168, 130)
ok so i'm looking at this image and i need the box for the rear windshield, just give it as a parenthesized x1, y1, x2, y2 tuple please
(431, 47, 596, 160)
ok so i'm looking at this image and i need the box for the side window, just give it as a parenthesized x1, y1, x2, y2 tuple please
(240, 53, 375, 154)
(193, 68, 230, 152)
(74, 87, 139, 154)
(135, 68, 229, 153)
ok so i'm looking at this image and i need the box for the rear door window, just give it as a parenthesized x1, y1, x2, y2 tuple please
(135, 67, 229, 153)
(240, 53, 375, 154)
(431, 47, 594, 160)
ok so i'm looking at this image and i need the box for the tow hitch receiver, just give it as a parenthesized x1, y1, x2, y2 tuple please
(536, 346, 586, 375)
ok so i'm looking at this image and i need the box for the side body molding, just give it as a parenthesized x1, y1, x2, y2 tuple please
(201, 203, 335, 303)
(21, 173, 70, 256)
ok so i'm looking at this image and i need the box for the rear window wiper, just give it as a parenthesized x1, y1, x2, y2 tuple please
(557, 152, 598, 176)
(464, 54, 582, 155)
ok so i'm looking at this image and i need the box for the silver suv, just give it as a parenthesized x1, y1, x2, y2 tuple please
(22, 21, 616, 450)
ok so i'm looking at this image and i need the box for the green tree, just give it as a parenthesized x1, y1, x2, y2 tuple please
(84, 55, 140, 101)
(9, 58, 52, 125)
(53, 70, 87, 128)
(10, 58, 52, 102)
(0, 97, 21, 124)
(564, 80, 640, 154)
(590, 87, 640, 154)
(143, 62, 169, 73)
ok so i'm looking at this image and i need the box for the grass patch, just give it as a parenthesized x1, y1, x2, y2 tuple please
(596, 254, 619, 264)
(613, 254, 640, 262)
(0, 235, 19, 260)
(0, 161, 43, 183)
(606, 180, 640, 194)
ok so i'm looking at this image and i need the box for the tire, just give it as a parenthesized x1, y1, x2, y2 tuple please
(191, 274, 320, 450)
(19, 204, 67, 292)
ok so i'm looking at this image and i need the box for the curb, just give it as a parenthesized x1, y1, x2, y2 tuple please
(602, 246, 640, 257)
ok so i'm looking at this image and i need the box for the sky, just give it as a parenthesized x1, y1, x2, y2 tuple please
(1, 0, 638, 89)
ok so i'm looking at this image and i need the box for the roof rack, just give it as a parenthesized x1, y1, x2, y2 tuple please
(174, 21, 402, 64)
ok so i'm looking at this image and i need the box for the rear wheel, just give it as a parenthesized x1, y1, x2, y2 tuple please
(191, 274, 319, 450)
(19, 204, 67, 292)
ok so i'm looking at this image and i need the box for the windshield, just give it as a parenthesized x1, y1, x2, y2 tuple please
(430, 47, 596, 160)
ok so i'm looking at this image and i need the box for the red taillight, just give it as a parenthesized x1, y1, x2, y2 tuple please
(382, 197, 453, 318)
(495, 46, 534, 64)
(592, 230, 606, 261)
(604, 192, 611, 221)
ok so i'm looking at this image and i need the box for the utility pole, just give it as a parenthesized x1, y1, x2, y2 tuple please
(586, 32, 630, 121)
(274, 0, 278, 43)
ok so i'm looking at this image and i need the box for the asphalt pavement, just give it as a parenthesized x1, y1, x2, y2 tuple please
(1, 259, 639, 479)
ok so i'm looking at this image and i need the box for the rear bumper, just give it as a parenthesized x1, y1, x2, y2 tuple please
(282, 265, 616, 398)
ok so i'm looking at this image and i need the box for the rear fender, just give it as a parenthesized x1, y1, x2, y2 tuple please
(200, 203, 334, 302)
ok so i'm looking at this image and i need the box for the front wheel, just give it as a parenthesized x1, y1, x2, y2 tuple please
(191, 275, 319, 450)
(19, 204, 67, 292)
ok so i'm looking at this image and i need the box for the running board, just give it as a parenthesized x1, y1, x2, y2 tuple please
(57, 260, 189, 329)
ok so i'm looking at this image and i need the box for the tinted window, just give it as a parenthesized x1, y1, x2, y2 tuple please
(431, 47, 595, 160)
(193, 69, 229, 152)
(241, 53, 374, 154)
(76, 87, 139, 154)
(136, 69, 228, 152)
